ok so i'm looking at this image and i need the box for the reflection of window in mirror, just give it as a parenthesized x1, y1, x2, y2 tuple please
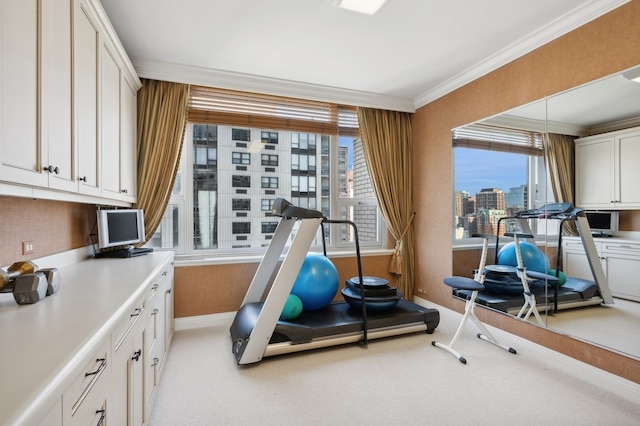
(452, 124, 557, 243)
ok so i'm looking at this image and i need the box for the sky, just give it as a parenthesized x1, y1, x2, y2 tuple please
(454, 149, 527, 196)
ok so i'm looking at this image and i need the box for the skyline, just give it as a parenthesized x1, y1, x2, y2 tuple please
(454, 149, 527, 196)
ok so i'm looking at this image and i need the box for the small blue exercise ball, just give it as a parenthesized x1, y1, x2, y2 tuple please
(497, 241, 550, 273)
(291, 253, 339, 311)
(281, 294, 303, 320)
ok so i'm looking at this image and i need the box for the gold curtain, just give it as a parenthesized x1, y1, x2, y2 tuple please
(135, 79, 190, 242)
(357, 107, 415, 298)
(545, 133, 578, 236)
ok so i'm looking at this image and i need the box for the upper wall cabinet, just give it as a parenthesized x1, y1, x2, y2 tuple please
(575, 125, 640, 209)
(0, 0, 141, 205)
(0, 0, 45, 187)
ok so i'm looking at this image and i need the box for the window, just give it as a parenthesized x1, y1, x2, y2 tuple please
(261, 154, 278, 166)
(452, 123, 555, 242)
(232, 152, 250, 165)
(232, 175, 251, 188)
(232, 128, 250, 142)
(232, 222, 251, 234)
(261, 131, 278, 144)
(232, 199, 250, 210)
(261, 176, 278, 189)
(261, 222, 278, 233)
(148, 87, 386, 256)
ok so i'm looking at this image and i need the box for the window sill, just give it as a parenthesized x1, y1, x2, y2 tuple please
(172, 247, 394, 267)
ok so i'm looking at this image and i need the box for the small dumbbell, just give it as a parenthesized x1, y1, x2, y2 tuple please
(0, 261, 38, 291)
(1, 262, 60, 305)
(13, 272, 48, 304)
(39, 268, 61, 296)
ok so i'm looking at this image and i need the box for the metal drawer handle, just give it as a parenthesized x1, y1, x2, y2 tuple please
(130, 307, 142, 317)
(85, 358, 107, 377)
(96, 410, 107, 426)
(132, 349, 142, 362)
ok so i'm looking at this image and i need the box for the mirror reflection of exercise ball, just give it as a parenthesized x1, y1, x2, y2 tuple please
(291, 253, 339, 311)
(497, 241, 550, 273)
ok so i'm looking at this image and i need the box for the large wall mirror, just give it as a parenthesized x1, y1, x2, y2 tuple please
(452, 65, 640, 361)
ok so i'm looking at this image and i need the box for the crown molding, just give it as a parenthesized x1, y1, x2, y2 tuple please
(132, 59, 416, 113)
(413, 0, 630, 109)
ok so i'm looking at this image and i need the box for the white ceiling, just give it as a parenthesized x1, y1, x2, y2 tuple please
(100, 0, 628, 113)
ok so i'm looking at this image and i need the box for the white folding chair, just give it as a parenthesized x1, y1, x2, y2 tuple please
(432, 234, 517, 364)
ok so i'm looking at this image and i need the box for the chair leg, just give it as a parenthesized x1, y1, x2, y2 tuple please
(516, 291, 544, 325)
(432, 290, 517, 363)
(433, 290, 517, 363)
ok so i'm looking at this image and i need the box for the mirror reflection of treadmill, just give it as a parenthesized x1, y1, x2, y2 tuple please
(453, 204, 613, 315)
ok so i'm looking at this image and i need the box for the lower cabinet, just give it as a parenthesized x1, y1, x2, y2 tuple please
(62, 339, 110, 426)
(144, 266, 174, 417)
(110, 297, 147, 426)
(562, 237, 640, 302)
(33, 253, 175, 426)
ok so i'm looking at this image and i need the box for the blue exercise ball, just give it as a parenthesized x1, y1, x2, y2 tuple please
(497, 241, 550, 273)
(291, 253, 339, 311)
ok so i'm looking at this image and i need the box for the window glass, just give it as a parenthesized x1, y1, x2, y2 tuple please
(452, 125, 554, 242)
(149, 125, 385, 255)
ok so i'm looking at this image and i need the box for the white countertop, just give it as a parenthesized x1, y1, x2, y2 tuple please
(0, 250, 174, 425)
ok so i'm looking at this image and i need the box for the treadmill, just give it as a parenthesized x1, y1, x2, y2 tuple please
(454, 203, 613, 314)
(230, 199, 440, 365)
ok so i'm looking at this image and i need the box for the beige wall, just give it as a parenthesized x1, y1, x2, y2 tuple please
(413, 0, 640, 384)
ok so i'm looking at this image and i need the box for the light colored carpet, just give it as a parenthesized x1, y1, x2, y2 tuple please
(545, 297, 640, 358)
(148, 305, 640, 426)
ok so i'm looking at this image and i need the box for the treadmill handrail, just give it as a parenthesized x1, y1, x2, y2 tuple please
(272, 198, 324, 219)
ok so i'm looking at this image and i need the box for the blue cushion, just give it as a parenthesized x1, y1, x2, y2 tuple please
(443, 276, 484, 291)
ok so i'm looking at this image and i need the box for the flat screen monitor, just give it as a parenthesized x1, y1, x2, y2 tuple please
(96, 209, 145, 249)
(585, 211, 618, 237)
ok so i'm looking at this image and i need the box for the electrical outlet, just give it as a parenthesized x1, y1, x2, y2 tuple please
(22, 241, 35, 255)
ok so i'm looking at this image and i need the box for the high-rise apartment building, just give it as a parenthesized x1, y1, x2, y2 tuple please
(476, 188, 506, 211)
(189, 124, 355, 250)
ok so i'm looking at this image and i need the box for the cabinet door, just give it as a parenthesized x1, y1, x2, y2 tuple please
(111, 319, 145, 426)
(121, 75, 138, 202)
(0, 0, 45, 186)
(617, 132, 640, 207)
(74, 0, 101, 196)
(575, 137, 615, 208)
(42, 0, 76, 192)
(100, 39, 123, 200)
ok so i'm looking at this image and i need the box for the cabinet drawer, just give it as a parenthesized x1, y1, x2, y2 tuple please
(602, 242, 640, 256)
(148, 268, 170, 301)
(66, 397, 106, 426)
(113, 298, 146, 352)
(62, 339, 109, 423)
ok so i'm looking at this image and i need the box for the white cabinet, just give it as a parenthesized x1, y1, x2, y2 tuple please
(120, 74, 139, 203)
(74, 0, 101, 197)
(144, 265, 174, 419)
(575, 126, 640, 209)
(41, 0, 77, 192)
(62, 339, 110, 426)
(110, 296, 147, 426)
(600, 240, 640, 302)
(101, 41, 140, 202)
(100, 37, 124, 200)
(563, 237, 640, 302)
(0, 0, 40, 185)
(0, 0, 140, 205)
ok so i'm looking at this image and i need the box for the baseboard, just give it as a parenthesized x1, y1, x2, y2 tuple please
(413, 296, 640, 406)
(175, 311, 236, 331)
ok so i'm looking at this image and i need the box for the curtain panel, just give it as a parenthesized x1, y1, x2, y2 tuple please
(357, 107, 415, 298)
(135, 79, 190, 242)
(545, 133, 578, 236)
